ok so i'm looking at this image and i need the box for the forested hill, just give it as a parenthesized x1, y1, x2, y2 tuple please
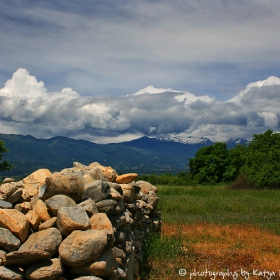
(0, 133, 248, 178)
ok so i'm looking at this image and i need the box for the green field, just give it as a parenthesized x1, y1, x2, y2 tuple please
(157, 185, 280, 234)
(143, 185, 280, 279)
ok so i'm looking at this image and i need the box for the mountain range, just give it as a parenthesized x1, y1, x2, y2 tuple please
(0, 133, 248, 178)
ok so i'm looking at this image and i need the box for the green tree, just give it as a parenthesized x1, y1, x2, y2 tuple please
(241, 129, 280, 188)
(0, 139, 13, 172)
(224, 144, 248, 182)
(189, 142, 228, 184)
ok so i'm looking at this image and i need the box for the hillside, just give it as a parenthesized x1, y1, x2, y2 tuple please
(0, 133, 248, 178)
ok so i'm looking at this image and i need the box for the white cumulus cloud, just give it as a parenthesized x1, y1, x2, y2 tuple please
(1, 69, 280, 142)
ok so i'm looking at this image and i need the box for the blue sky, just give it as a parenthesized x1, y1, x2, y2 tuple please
(1, 0, 280, 143)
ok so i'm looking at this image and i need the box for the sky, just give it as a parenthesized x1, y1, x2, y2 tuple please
(1, 0, 280, 143)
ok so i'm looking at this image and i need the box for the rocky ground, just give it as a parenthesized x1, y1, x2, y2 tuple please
(0, 161, 161, 279)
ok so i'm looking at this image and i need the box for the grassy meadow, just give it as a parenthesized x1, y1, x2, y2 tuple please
(142, 185, 280, 279)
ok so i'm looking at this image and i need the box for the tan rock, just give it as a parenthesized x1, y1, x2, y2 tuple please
(34, 199, 51, 221)
(21, 185, 38, 200)
(135, 180, 158, 193)
(22, 169, 52, 188)
(90, 213, 114, 234)
(38, 217, 57, 231)
(120, 184, 135, 203)
(115, 173, 138, 184)
(0, 209, 29, 242)
(84, 167, 105, 182)
(98, 166, 118, 182)
(25, 210, 41, 231)
(41, 172, 85, 201)
(0, 183, 22, 203)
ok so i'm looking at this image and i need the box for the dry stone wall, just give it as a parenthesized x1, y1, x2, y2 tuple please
(0, 161, 161, 280)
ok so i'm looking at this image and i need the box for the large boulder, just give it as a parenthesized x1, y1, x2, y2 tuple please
(40, 172, 85, 201)
(56, 207, 91, 236)
(45, 194, 76, 216)
(21, 169, 52, 199)
(59, 229, 108, 266)
(5, 228, 62, 266)
(0, 209, 29, 242)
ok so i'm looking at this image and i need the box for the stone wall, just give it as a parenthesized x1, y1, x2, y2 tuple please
(0, 161, 161, 280)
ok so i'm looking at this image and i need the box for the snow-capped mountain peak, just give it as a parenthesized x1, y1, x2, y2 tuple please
(154, 135, 248, 145)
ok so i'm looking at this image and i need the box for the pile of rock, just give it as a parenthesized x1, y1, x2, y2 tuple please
(0, 162, 161, 280)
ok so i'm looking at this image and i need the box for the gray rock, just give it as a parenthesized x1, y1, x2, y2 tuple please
(0, 228, 21, 252)
(57, 207, 91, 236)
(77, 198, 98, 216)
(82, 180, 110, 202)
(0, 200, 13, 209)
(96, 199, 117, 216)
(59, 229, 108, 266)
(0, 266, 23, 280)
(5, 228, 62, 266)
(24, 258, 63, 279)
(45, 194, 77, 215)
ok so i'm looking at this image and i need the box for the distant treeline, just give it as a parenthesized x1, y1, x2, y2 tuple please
(140, 129, 280, 189)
